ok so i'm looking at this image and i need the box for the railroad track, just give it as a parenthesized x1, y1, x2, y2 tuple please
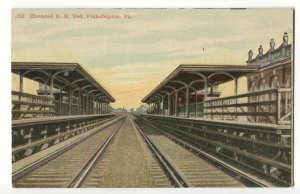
(13, 113, 267, 188)
(13, 115, 126, 188)
(81, 115, 171, 187)
(133, 115, 266, 187)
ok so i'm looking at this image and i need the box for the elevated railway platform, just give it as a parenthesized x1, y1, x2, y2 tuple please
(140, 32, 293, 186)
(11, 32, 293, 188)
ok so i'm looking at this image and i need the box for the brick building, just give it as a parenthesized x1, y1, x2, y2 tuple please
(246, 32, 292, 123)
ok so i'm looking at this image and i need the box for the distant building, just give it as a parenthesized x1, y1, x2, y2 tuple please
(136, 104, 148, 114)
(113, 107, 127, 113)
(246, 32, 292, 123)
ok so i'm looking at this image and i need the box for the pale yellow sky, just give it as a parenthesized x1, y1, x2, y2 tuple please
(11, 9, 294, 109)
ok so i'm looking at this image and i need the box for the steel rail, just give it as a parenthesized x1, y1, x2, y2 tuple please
(12, 115, 125, 182)
(67, 117, 126, 188)
(147, 119, 290, 187)
(130, 116, 189, 187)
(136, 115, 272, 187)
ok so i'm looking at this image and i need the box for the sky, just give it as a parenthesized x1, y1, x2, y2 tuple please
(11, 8, 294, 109)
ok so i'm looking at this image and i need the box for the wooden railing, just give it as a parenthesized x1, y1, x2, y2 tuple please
(12, 114, 117, 162)
(203, 88, 292, 124)
(178, 103, 204, 117)
(12, 91, 55, 120)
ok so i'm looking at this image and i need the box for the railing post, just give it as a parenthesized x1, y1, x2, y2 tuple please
(277, 89, 281, 124)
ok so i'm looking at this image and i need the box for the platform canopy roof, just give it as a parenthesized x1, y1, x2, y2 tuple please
(12, 62, 115, 102)
(142, 64, 259, 103)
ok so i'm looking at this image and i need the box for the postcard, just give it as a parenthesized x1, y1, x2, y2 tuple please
(11, 8, 294, 188)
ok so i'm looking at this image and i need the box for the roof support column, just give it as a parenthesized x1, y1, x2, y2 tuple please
(44, 82, 48, 95)
(68, 86, 72, 115)
(91, 96, 94, 114)
(89, 95, 91, 114)
(100, 102, 102, 114)
(96, 101, 98, 114)
(85, 95, 88, 114)
(93, 99, 95, 114)
(84, 95, 87, 114)
(204, 80, 208, 101)
(158, 99, 161, 115)
(59, 88, 62, 116)
(168, 94, 171, 116)
(151, 102, 153, 114)
(99, 102, 102, 114)
(102, 102, 105, 114)
(234, 77, 238, 121)
(162, 96, 165, 115)
(81, 93, 84, 115)
(175, 90, 178, 117)
(195, 92, 198, 117)
(185, 87, 190, 117)
(234, 77, 238, 96)
(159, 99, 161, 115)
(156, 99, 159, 114)
(172, 96, 175, 116)
(88, 96, 90, 114)
(152, 102, 154, 114)
(50, 77, 54, 97)
(107, 103, 109, 114)
(19, 74, 23, 101)
(99, 102, 101, 114)
(19, 74, 23, 93)
(78, 91, 81, 115)
(91, 99, 93, 114)
(85, 94, 88, 114)
(88, 95, 91, 114)
(146, 103, 149, 114)
(96, 101, 99, 114)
